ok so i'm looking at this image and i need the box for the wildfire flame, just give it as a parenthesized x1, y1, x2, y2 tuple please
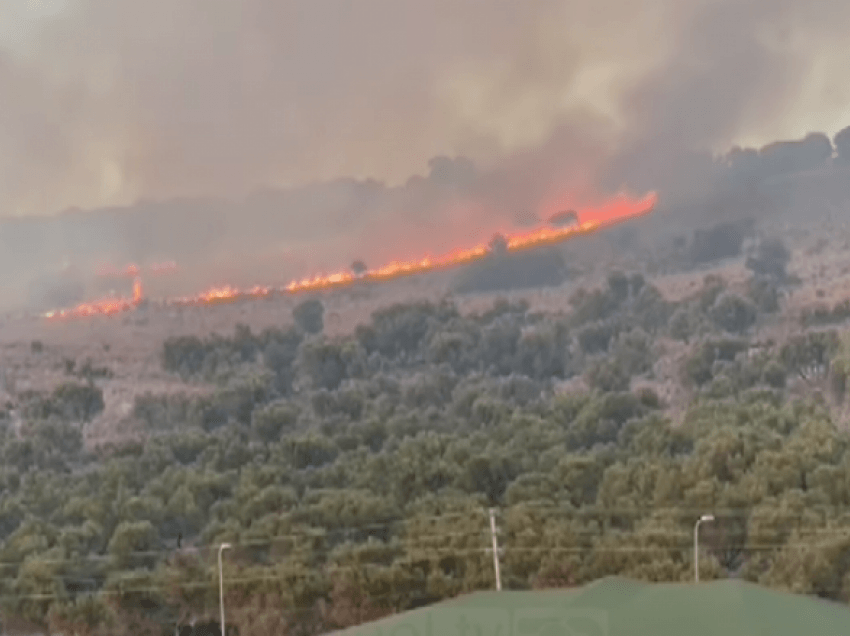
(44, 277, 144, 320)
(44, 192, 656, 321)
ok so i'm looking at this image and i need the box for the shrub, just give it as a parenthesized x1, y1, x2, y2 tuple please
(669, 307, 697, 342)
(577, 321, 615, 354)
(710, 293, 757, 334)
(607, 270, 630, 301)
(632, 284, 673, 332)
(51, 382, 105, 422)
(685, 344, 716, 386)
(293, 298, 325, 334)
(252, 401, 300, 443)
(689, 219, 754, 265)
(291, 434, 339, 469)
(357, 301, 447, 359)
(586, 358, 631, 392)
(746, 237, 790, 281)
(296, 339, 350, 391)
(569, 288, 620, 325)
(762, 361, 787, 389)
(801, 300, 850, 328)
(163, 335, 207, 376)
(747, 277, 780, 313)
(452, 248, 567, 294)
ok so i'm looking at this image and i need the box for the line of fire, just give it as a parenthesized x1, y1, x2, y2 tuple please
(43, 192, 657, 321)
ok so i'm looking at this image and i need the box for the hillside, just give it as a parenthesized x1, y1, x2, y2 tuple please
(2, 210, 850, 635)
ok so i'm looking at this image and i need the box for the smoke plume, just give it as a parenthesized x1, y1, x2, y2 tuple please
(2, 0, 850, 310)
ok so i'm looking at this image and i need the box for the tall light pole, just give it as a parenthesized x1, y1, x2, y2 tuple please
(694, 515, 714, 582)
(218, 543, 231, 636)
(488, 509, 502, 591)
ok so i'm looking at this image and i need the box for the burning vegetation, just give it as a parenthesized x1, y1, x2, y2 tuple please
(42, 192, 657, 322)
(44, 278, 145, 320)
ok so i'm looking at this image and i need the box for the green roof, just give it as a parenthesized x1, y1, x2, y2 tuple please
(327, 577, 850, 635)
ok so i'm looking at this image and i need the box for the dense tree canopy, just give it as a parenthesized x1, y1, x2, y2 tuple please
(3, 266, 850, 635)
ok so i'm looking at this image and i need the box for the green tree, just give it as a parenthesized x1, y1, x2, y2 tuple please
(710, 293, 757, 334)
(107, 521, 158, 570)
(252, 401, 299, 443)
(293, 298, 325, 334)
(47, 595, 115, 636)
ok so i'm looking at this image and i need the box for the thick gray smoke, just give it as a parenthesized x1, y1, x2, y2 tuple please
(605, 0, 850, 209)
(2, 0, 850, 311)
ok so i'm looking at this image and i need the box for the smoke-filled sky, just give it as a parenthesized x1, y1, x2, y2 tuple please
(2, 0, 850, 218)
(3, 0, 850, 314)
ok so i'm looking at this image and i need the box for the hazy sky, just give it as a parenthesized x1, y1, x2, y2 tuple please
(0, 1, 67, 50)
(2, 0, 850, 217)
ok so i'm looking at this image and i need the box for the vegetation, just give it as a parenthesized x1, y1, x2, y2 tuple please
(3, 267, 850, 635)
(836, 125, 850, 163)
(292, 299, 325, 335)
(801, 300, 850, 328)
(452, 246, 567, 293)
(746, 237, 791, 282)
(688, 219, 755, 265)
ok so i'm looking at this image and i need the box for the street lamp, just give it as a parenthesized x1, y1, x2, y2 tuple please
(694, 515, 714, 582)
(218, 543, 232, 636)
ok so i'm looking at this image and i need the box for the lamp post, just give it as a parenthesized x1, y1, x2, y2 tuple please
(218, 543, 231, 636)
(694, 515, 714, 582)
(488, 508, 502, 591)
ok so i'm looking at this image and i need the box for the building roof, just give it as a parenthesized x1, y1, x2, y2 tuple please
(325, 576, 850, 635)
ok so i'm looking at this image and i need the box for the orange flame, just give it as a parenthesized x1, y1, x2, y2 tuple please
(168, 283, 274, 307)
(133, 277, 143, 303)
(45, 277, 144, 320)
(45, 192, 656, 321)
